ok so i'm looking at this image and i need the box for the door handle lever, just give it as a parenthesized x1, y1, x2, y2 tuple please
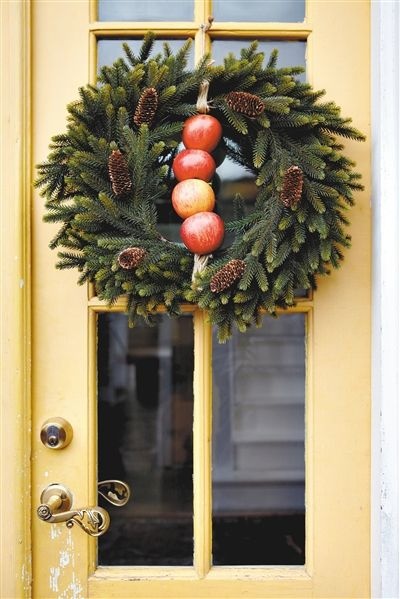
(98, 479, 131, 506)
(37, 483, 110, 537)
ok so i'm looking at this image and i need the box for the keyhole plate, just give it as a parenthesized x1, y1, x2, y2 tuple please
(40, 417, 73, 449)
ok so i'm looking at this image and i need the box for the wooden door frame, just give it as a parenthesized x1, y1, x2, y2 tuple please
(1, 0, 396, 597)
(0, 1, 32, 598)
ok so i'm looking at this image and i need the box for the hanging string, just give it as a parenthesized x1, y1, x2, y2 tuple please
(192, 253, 210, 285)
(192, 16, 214, 286)
(199, 16, 214, 61)
(196, 16, 214, 114)
(196, 80, 210, 115)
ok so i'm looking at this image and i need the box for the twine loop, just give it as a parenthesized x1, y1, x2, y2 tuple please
(191, 253, 210, 287)
(196, 16, 214, 114)
(199, 16, 214, 57)
(196, 80, 210, 114)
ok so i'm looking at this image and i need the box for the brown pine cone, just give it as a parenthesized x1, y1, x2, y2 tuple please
(133, 87, 158, 127)
(108, 150, 132, 196)
(225, 91, 265, 117)
(117, 247, 147, 270)
(280, 166, 304, 208)
(210, 259, 246, 293)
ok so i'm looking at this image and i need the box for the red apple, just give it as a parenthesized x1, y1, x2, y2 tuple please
(180, 212, 225, 255)
(182, 114, 223, 153)
(172, 149, 216, 182)
(172, 179, 215, 219)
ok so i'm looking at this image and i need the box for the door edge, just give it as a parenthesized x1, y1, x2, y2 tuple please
(0, 1, 32, 597)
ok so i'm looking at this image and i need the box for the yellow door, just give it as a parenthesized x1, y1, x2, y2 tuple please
(32, 0, 370, 597)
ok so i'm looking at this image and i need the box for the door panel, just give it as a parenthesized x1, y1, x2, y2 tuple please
(32, 1, 371, 597)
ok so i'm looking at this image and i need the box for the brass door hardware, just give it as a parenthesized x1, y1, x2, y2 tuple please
(37, 483, 110, 537)
(40, 417, 73, 449)
(98, 480, 131, 506)
(37, 481, 132, 537)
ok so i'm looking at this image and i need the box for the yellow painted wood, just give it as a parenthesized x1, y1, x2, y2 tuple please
(90, 22, 199, 36)
(0, 1, 32, 597)
(87, 296, 313, 310)
(193, 312, 212, 577)
(306, 2, 371, 596)
(304, 307, 315, 573)
(88, 298, 197, 313)
(202, 24, 311, 40)
(88, 309, 99, 574)
(89, 567, 312, 597)
(88, 573, 312, 598)
(89, 0, 97, 23)
(195, 0, 207, 26)
(30, 0, 371, 597)
(88, 21, 311, 40)
(194, 0, 210, 63)
(31, 1, 91, 597)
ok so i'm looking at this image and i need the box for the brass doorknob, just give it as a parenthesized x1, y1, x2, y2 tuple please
(37, 483, 110, 537)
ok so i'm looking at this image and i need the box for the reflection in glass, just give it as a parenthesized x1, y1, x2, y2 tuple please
(98, 0, 194, 22)
(98, 313, 194, 566)
(212, 314, 306, 565)
(213, 0, 305, 23)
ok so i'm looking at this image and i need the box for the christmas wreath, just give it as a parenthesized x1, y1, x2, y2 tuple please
(35, 32, 364, 342)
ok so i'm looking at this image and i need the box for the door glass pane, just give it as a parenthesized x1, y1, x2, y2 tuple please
(97, 313, 194, 566)
(212, 40, 306, 237)
(212, 39, 306, 71)
(212, 314, 306, 565)
(98, 0, 194, 22)
(213, 0, 305, 23)
(97, 39, 194, 243)
(98, 38, 195, 71)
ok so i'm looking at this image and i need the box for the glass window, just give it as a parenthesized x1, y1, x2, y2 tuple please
(213, 0, 305, 23)
(97, 40, 194, 243)
(98, 313, 194, 566)
(98, 0, 194, 22)
(212, 314, 306, 565)
(212, 39, 306, 70)
(212, 40, 306, 231)
(98, 38, 195, 70)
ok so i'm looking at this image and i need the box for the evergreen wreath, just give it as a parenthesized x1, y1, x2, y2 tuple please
(35, 33, 365, 342)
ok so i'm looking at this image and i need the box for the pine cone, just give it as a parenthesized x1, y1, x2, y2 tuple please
(118, 247, 147, 270)
(108, 150, 132, 196)
(210, 259, 246, 293)
(280, 166, 304, 208)
(225, 91, 265, 117)
(134, 87, 158, 127)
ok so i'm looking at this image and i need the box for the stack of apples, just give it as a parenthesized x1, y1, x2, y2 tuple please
(172, 114, 225, 255)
